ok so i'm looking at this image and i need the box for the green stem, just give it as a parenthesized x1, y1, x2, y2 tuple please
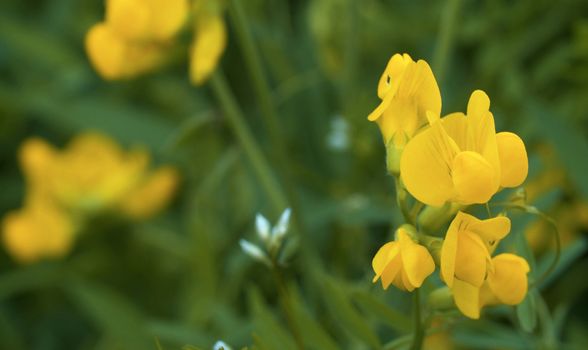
(395, 177, 414, 226)
(227, 0, 283, 161)
(410, 288, 425, 350)
(271, 260, 305, 349)
(432, 0, 462, 84)
(209, 71, 288, 212)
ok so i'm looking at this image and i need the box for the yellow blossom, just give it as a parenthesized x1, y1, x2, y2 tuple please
(452, 254, 530, 319)
(372, 227, 435, 291)
(2, 199, 75, 264)
(190, 11, 227, 85)
(120, 166, 180, 219)
(401, 90, 528, 206)
(441, 211, 511, 288)
(367, 53, 441, 147)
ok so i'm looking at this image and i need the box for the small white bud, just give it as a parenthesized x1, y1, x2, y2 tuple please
(271, 208, 292, 241)
(213, 340, 233, 350)
(255, 213, 271, 242)
(239, 239, 270, 265)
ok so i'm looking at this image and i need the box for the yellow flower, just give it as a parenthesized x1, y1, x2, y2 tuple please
(452, 254, 530, 319)
(401, 90, 528, 206)
(105, 0, 188, 42)
(85, 23, 166, 80)
(441, 211, 511, 288)
(367, 53, 441, 147)
(2, 199, 75, 264)
(120, 166, 180, 219)
(372, 227, 435, 291)
(190, 11, 227, 85)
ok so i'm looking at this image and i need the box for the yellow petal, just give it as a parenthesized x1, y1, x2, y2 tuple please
(454, 231, 489, 287)
(451, 151, 497, 204)
(149, 0, 188, 41)
(376, 98, 417, 144)
(190, 14, 227, 85)
(468, 215, 511, 249)
(452, 279, 481, 319)
(496, 132, 528, 188)
(120, 166, 179, 219)
(372, 241, 399, 282)
(377, 53, 409, 99)
(19, 138, 56, 182)
(106, 0, 150, 41)
(398, 229, 435, 288)
(400, 121, 459, 206)
(466, 90, 490, 122)
(85, 23, 126, 80)
(487, 254, 530, 305)
(441, 215, 459, 287)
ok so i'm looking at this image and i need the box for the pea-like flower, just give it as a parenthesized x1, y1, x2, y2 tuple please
(441, 211, 511, 288)
(190, 1, 227, 85)
(452, 254, 530, 319)
(372, 227, 435, 291)
(367, 53, 441, 148)
(400, 90, 528, 206)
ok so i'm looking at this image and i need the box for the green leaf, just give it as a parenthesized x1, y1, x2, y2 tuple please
(516, 290, 537, 333)
(351, 290, 411, 333)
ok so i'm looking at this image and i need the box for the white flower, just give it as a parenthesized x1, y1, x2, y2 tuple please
(213, 340, 233, 350)
(255, 213, 271, 242)
(239, 239, 270, 265)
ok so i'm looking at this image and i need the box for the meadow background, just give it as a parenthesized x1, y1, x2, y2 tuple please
(1, 0, 588, 349)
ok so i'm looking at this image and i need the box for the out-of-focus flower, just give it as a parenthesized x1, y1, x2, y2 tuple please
(213, 340, 233, 350)
(441, 211, 511, 288)
(2, 198, 75, 263)
(401, 90, 528, 206)
(190, 0, 227, 85)
(2, 132, 178, 263)
(372, 227, 435, 291)
(368, 53, 441, 148)
(453, 254, 529, 319)
(241, 208, 293, 265)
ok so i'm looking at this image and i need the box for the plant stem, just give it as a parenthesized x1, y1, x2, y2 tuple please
(411, 288, 425, 350)
(395, 177, 414, 226)
(209, 71, 288, 212)
(271, 260, 305, 349)
(432, 0, 462, 84)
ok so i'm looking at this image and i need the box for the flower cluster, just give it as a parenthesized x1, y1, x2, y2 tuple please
(85, 0, 226, 85)
(369, 53, 530, 319)
(2, 132, 179, 263)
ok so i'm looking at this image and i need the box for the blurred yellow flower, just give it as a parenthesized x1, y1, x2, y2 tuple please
(3, 132, 179, 263)
(367, 53, 441, 147)
(452, 253, 529, 319)
(372, 227, 435, 291)
(85, 0, 188, 80)
(2, 199, 75, 263)
(120, 166, 180, 219)
(401, 90, 528, 206)
(190, 12, 227, 85)
(441, 211, 511, 288)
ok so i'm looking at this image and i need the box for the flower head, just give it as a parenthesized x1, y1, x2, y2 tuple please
(452, 253, 530, 319)
(400, 90, 528, 206)
(368, 53, 441, 148)
(372, 227, 435, 291)
(441, 211, 511, 288)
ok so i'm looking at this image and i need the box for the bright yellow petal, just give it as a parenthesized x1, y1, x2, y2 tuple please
(466, 90, 490, 123)
(468, 215, 511, 250)
(106, 0, 150, 41)
(372, 241, 399, 282)
(441, 215, 459, 287)
(85, 23, 126, 80)
(376, 98, 418, 144)
(190, 14, 227, 85)
(381, 255, 402, 290)
(400, 121, 459, 206)
(487, 254, 530, 305)
(149, 0, 188, 40)
(454, 231, 489, 287)
(452, 279, 481, 319)
(496, 132, 528, 188)
(451, 151, 497, 204)
(398, 229, 435, 288)
(377, 53, 409, 99)
(120, 166, 179, 219)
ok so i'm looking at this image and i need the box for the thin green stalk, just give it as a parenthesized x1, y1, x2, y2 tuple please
(410, 288, 425, 350)
(209, 71, 287, 212)
(271, 259, 304, 350)
(432, 0, 462, 84)
(227, 0, 283, 160)
(395, 177, 414, 226)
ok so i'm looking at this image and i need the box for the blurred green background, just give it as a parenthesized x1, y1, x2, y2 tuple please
(1, 0, 588, 349)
